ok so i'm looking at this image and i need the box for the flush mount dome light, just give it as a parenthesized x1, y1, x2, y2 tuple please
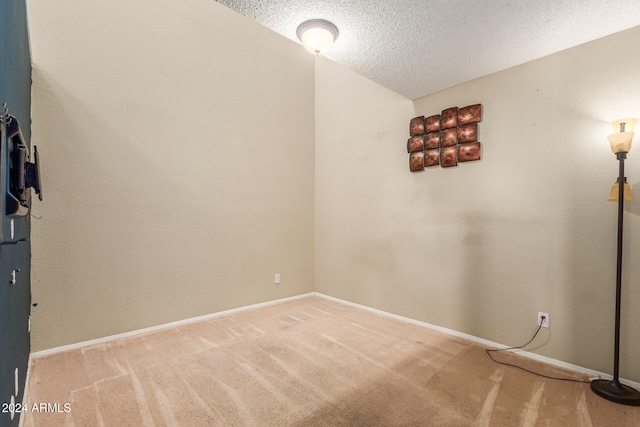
(296, 19, 339, 55)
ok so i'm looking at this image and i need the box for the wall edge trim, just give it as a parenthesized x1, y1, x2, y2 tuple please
(31, 291, 640, 390)
(313, 292, 640, 390)
(31, 292, 316, 358)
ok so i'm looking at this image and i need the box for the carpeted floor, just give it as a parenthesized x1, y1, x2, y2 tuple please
(22, 296, 640, 426)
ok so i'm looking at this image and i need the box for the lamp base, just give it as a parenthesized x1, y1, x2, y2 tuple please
(591, 379, 640, 406)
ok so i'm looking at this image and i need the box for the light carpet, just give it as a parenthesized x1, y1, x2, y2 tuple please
(22, 296, 640, 426)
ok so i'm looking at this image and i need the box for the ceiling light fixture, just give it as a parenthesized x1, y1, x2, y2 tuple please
(296, 19, 339, 55)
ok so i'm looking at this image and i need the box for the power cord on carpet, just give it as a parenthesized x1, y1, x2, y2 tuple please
(485, 316, 590, 384)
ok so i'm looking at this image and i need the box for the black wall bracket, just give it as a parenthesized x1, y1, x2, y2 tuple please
(3, 115, 42, 217)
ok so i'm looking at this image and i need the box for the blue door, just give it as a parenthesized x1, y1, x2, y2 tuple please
(0, 1, 32, 426)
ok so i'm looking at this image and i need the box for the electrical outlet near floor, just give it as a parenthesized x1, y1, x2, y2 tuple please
(537, 312, 550, 328)
(274, 273, 281, 284)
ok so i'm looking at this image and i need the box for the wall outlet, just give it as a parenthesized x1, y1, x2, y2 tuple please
(538, 312, 549, 328)
(274, 273, 280, 284)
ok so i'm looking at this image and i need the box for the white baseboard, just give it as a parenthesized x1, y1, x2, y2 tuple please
(30, 290, 640, 391)
(31, 292, 316, 359)
(17, 357, 31, 427)
(313, 292, 640, 390)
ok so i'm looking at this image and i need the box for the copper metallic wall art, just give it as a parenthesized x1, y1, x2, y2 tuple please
(425, 149, 440, 167)
(458, 142, 481, 162)
(406, 104, 482, 172)
(407, 135, 425, 153)
(409, 151, 425, 172)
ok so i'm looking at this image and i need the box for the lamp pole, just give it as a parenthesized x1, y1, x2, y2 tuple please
(590, 134, 640, 405)
(613, 152, 626, 383)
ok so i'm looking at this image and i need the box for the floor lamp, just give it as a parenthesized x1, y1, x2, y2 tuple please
(590, 118, 640, 406)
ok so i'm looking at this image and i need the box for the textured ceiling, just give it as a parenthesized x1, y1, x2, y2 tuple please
(216, 0, 640, 100)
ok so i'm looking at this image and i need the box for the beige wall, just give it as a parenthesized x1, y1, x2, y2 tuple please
(315, 26, 640, 381)
(27, 0, 640, 383)
(27, 0, 315, 351)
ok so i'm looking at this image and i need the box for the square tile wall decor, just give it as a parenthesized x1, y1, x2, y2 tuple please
(407, 104, 482, 172)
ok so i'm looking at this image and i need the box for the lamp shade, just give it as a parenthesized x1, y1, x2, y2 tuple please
(607, 178, 633, 202)
(608, 118, 637, 154)
(612, 118, 637, 133)
(296, 19, 339, 55)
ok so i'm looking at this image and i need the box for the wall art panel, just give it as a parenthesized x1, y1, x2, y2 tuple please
(425, 149, 440, 167)
(440, 128, 458, 147)
(440, 107, 458, 129)
(409, 116, 425, 136)
(458, 104, 481, 125)
(407, 135, 425, 153)
(406, 104, 482, 172)
(409, 151, 425, 172)
(425, 115, 441, 132)
(457, 123, 477, 143)
(425, 131, 440, 149)
(440, 146, 458, 168)
(458, 142, 481, 162)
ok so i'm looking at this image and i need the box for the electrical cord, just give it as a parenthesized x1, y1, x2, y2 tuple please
(485, 317, 590, 384)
